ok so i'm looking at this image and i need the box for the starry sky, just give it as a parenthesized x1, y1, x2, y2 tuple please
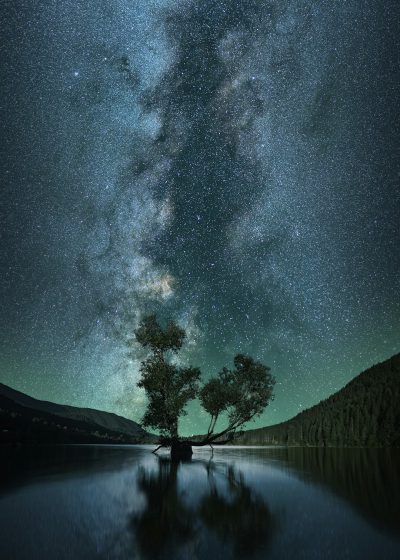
(1, 0, 399, 436)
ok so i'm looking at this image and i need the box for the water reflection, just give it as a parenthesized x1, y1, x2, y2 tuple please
(130, 456, 276, 559)
(221, 446, 400, 536)
(285, 447, 400, 535)
(131, 458, 195, 558)
(0, 444, 145, 495)
(1, 446, 399, 560)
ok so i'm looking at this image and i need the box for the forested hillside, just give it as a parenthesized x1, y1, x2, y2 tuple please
(0, 393, 150, 445)
(236, 354, 400, 447)
(0, 384, 156, 445)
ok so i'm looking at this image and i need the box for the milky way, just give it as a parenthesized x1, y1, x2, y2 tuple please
(1, 0, 399, 434)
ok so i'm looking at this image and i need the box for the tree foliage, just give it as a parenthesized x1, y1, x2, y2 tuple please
(134, 315, 275, 447)
(200, 355, 275, 438)
(137, 355, 200, 438)
(135, 314, 186, 354)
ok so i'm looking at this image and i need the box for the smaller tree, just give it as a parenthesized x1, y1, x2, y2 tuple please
(134, 315, 275, 458)
(200, 354, 275, 442)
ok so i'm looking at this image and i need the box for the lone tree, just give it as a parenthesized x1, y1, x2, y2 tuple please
(135, 314, 275, 459)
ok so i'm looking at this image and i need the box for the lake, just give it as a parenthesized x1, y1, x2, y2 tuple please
(1, 445, 399, 559)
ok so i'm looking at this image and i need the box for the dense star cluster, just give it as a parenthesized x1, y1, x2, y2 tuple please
(1, 0, 399, 435)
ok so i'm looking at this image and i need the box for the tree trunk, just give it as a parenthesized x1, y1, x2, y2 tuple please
(170, 441, 193, 461)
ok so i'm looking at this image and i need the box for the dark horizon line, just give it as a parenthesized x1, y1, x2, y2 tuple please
(1, 350, 398, 434)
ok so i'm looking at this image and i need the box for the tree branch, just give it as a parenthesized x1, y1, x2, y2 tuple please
(185, 410, 257, 447)
(207, 414, 214, 436)
(186, 422, 241, 447)
(152, 444, 164, 454)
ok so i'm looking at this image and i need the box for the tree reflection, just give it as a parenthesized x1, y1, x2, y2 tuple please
(130, 459, 195, 558)
(130, 457, 276, 559)
(200, 463, 275, 558)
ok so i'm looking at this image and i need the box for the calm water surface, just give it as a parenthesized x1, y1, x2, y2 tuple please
(1, 445, 399, 559)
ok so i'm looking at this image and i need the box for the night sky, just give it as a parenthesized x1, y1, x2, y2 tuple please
(1, 0, 399, 435)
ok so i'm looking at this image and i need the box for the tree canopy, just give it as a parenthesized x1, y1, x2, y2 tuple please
(134, 314, 275, 450)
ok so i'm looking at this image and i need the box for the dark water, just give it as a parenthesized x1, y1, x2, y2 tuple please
(1, 445, 399, 560)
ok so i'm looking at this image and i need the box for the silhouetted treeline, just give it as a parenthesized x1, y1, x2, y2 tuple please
(0, 394, 147, 445)
(236, 353, 400, 447)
